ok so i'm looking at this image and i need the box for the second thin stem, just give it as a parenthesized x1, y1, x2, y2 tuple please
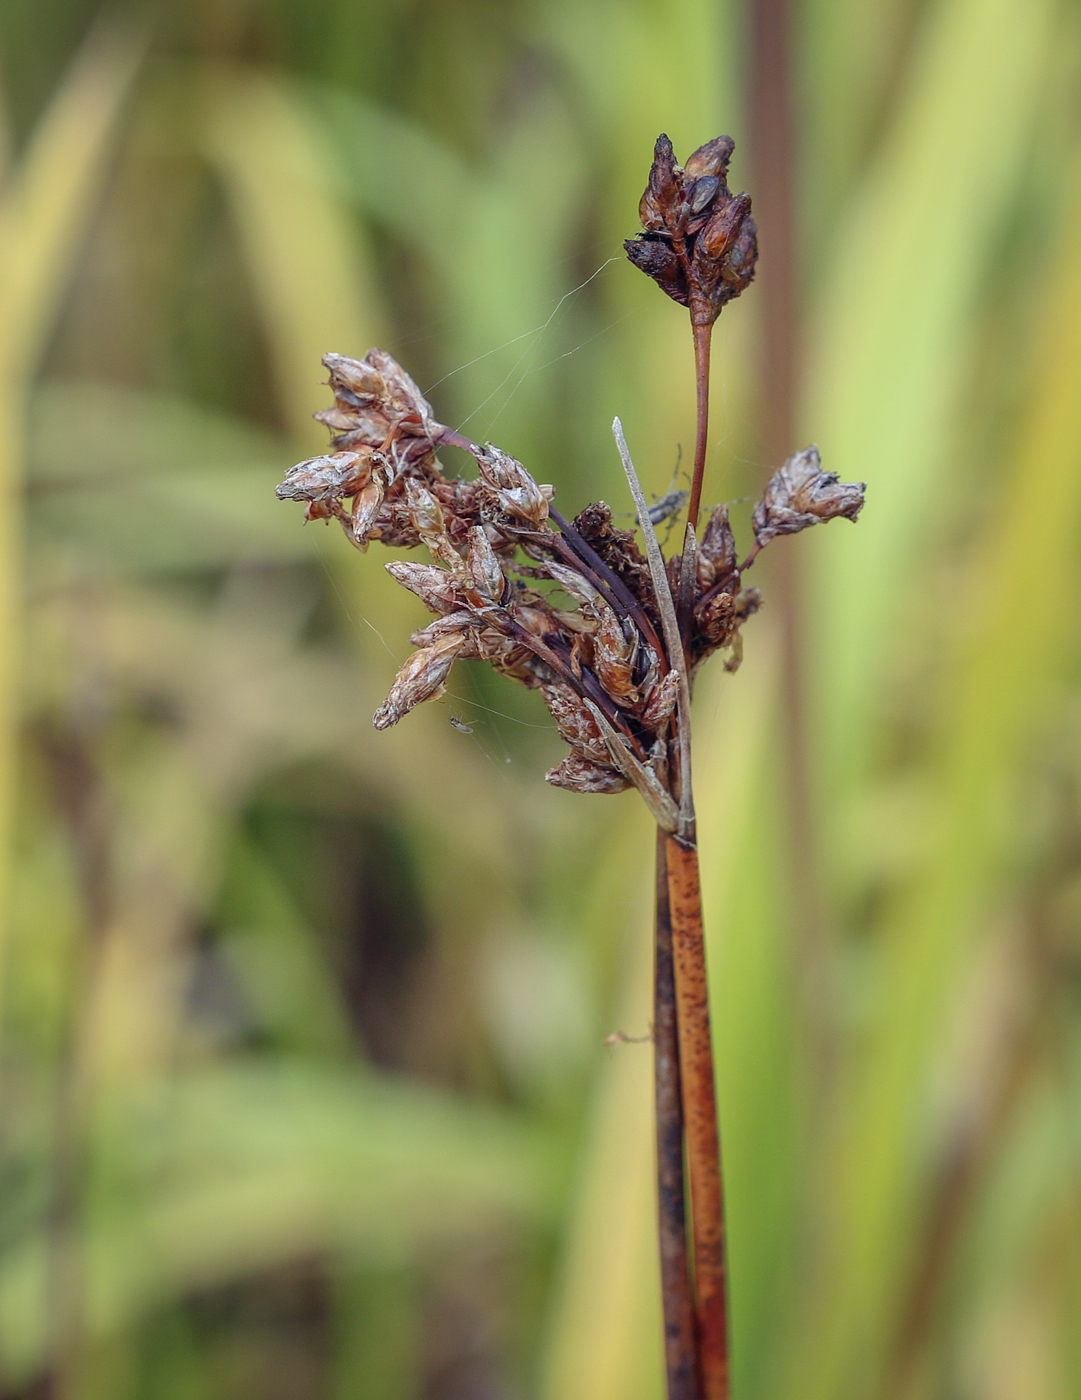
(685, 318, 713, 534)
(655, 830, 700, 1400)
(666, 834, 729, 1400)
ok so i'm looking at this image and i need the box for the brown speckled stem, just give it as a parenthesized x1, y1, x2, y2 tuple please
(666, 834, 728, 1400)
(654, 830, 701, 1400)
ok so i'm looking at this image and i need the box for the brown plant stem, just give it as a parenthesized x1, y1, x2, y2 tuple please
(666, 834, 729, 1400)
(677, 317, 712, 631)
(654, 830, 701, 1400)
(686, 318, 713, 535)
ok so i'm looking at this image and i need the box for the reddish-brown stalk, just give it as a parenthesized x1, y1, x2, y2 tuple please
(666, 835, 728, 1399)
(687, 318, 713, 536)
(653, 832, 700, 1400)
(668, 324, 729, 1397)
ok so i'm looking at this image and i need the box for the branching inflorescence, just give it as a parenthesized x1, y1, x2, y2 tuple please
(275, 132, 865, 1400)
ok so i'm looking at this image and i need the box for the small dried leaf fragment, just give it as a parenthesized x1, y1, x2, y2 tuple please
(752, 446, 866, 546)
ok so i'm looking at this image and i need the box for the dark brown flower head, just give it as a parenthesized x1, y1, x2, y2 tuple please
(751, 446, 866, 546)
(276, 336, 861, 807)
(625, 134, 758, 325)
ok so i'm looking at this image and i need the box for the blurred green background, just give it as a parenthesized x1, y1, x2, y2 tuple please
(1, 1, 1080, 1397)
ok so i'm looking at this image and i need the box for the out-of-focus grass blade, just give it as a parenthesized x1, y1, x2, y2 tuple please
(216, 833, 354, 1058)
(0, 20, 141, 958)
(0, 24, 142, 378)
(0, 1062, 554, 1380)
(199, 67, 386, 448)
(538, 808, 662, 1400)
(307, 79, 588, 458)
(805, 0, 1057, 796)
(792, 135, 1081, 1400)
(27, 380, 321, 571)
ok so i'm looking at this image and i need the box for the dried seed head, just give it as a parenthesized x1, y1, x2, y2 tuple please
(752, 446, 866, 546)
(541, 684, 610, 764)
(373, 631, 472, 730)
(404, 479, 445, 538)
(323, 349, 432, 431)
(544, 561, 605, 614)
(340, 476, 386, 550)
(409, 610, 480, 648)
(625, 133, 757, 324)
(385, 560, 460, 615)
(694, 590, 736, 646)
(275, 451, 371, 506)
(277, 260, 863, 812)
(638, 133, 683, 232)
(624, 237, 689, 305)
(322, 352, 384, 402)
(466, 526, 506, 604)
(683, 135, 734, 181)
(697, 505, 737, 589)
(641, 668, 680, 731)
(478, 445, 550, 525)
(514, 604, 561, 639)
(546, 753, 631, 795)
(592, 604, 639, 705)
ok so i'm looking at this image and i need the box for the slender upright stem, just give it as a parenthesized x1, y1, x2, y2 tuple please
(678, 317, 712, 631)
(666, 835, 729, 1400)
(654, 830, 701, 1400)
(685, 318, 713, 534)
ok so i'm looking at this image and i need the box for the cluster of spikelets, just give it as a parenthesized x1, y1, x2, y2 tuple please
(624, 132, 758, 323)
(275, 347, 865, 798)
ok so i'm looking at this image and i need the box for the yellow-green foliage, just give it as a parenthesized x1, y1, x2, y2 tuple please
(1, 2, 1079, 1397)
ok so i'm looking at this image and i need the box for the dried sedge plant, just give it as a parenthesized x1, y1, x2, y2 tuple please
(276, 133, 864, 1400)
